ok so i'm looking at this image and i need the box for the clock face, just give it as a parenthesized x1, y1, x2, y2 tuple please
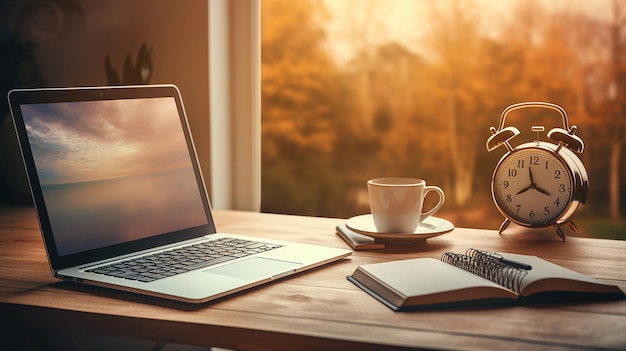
(492, 147, 573, 226)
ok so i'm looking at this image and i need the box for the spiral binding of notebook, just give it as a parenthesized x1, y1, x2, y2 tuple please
(441, 248, 528, 293)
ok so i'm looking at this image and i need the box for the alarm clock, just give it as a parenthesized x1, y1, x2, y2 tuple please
(486, 102, 588, 241)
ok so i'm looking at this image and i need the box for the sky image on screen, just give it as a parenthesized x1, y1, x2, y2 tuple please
(21, 97, 209, 256)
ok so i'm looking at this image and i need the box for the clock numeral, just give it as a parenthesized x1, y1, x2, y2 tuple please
(544, 207, 550, 215)
(559, 184, 566, 193)
(506, 194, 512, 202)
(554, 198, 560, 206)
(503, 180, 509, 189)
(517, 159, 525, 168)
(529, 210, 535, 218)
(515, 204, 521, 213)
(508, 169, 517, 177)
(529, 156, 539, 165)
(554, 170, 561, 178)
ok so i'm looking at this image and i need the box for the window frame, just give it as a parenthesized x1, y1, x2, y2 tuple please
(208, 0, 261, 211)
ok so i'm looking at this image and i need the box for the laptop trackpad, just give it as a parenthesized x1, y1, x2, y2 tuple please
(203, 257, 301, 280)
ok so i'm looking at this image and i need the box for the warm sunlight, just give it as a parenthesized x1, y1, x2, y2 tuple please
(261, 0, 626, 239)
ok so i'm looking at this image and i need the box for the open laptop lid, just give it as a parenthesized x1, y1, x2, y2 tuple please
(8, 85, 216, 272)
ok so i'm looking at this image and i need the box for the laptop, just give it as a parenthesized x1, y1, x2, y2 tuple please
(8, 84, 351, 303)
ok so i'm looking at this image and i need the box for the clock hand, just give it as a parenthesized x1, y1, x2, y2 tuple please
(528, 167, 552, 196)
(535, 186, 551, 196)
(515, 167, 534, 195)
(516, 186, 531, 195)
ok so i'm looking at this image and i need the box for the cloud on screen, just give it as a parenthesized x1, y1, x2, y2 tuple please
(22, 97, 192, 185)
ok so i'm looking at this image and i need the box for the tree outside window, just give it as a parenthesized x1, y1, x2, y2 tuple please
(261, 0, 626, 239)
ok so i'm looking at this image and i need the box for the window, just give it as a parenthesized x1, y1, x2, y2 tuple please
(260, 0, 625, 239)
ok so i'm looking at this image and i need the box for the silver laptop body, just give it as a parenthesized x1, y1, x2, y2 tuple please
(8, 84, 350, 303)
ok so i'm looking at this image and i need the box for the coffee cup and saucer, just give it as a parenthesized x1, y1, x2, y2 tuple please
(346, 177, 454, 244)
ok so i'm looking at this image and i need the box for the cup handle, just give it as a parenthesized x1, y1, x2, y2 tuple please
(421, 186, 445, 221)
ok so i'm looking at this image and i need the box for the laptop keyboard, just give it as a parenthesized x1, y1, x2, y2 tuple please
(86, 238, 282, 282)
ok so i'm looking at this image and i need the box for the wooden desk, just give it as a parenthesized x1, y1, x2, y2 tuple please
(1, 205, 625, 350)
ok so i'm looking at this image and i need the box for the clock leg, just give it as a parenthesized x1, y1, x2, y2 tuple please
(498, 218, 510, 234)
(554, 224, 567, 242)
(568, 221, 579, 233)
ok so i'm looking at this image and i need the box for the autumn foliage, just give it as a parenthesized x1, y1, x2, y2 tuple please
(261, 0, 626, 236)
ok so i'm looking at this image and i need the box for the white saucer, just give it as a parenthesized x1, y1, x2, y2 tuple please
(346, 214, 454, 244)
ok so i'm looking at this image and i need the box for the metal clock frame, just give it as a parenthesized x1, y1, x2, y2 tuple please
(487, 102, 589, 241)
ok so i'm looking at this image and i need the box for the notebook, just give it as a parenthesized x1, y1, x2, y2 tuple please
(8, 84, 351, 303)
(348, 248, 624, 311)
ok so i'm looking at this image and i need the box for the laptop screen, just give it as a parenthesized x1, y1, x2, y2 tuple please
(12, 86, 212, 262)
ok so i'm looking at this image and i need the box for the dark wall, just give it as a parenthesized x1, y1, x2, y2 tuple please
(0, 0, 210, 204)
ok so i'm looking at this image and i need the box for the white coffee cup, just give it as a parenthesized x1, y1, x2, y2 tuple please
(367, 177, 445, 233)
